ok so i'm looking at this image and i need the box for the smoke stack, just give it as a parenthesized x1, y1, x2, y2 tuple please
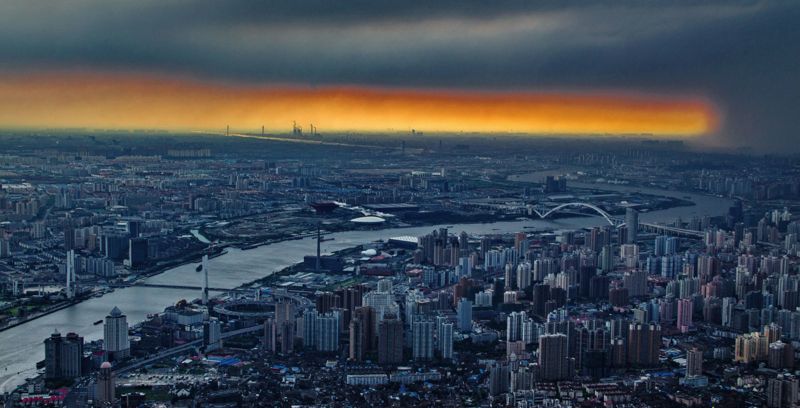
(202, 255, 209, 305)
(316, 223, 321, 273)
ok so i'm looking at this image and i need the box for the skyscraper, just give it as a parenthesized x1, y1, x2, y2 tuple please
(276, 300, 296, 354)
(263, 318, 277, 354)
(354, 306, 376, 354)
(626, 208, 639, 244)
(316, 311, 340, 352)
(488, 362, 510, 396)
(412, 318, 434, 360)
(457, 298, 472, 333)
(44, 331, 83, 379)
(95, 361, 115, 405)
(349, 316, 365, 361)
(686, 348, 703, 377)
(677, 298, 693, 333)
(440, 322, 453, 360)
(767, 375, 799, 408)
(538, 333, 571, 381)
(627, 323, 661, 366)
(378, 317, 403, 364)
(623, 270, 648, 298)
(104, 306, 130, 360)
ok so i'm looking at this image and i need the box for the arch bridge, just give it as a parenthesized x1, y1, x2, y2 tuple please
(530, 202, 622, 227)
(530, 202, 704, 238)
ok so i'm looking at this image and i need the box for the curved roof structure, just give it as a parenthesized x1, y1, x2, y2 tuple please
(351, 216, 386, 224)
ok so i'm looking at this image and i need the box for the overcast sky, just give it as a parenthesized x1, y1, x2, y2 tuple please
(0, 1, 797, 151)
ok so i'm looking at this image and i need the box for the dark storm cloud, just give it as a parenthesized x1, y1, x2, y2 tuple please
(0, 0, 797, 151)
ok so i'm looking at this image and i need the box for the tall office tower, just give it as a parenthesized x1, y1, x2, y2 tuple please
(412, 318, 434, 360)
(315, 312, 340, 352)
(767, 375, 799, 408)
(95, 361, 115, 405)
(263, 318, 277, 353)
(104, 306, 130, 360)
(349, 317, 365, 361)
(65, 249, 76, 299)
(677, 298, 693, 333)
(625, 208, 639, 243)
(627, 323, 661, 366)
(377, 317, 403, 364)
(686, 348, 703, 376)
(203, 317, 222, 352)
(440, 322, 454, 360)
(457, 298, 472, 333)
(201, 254, 209, 305)
(623, 270, 648, 298)
(354, 306, 376, 353)
(44, 331, 84, 379)
(538, 333, 572, 381)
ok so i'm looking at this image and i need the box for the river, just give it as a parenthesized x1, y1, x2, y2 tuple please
(0, 182, 731, 393)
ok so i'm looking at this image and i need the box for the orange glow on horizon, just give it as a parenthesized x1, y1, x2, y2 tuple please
(0, 72, 719, 136)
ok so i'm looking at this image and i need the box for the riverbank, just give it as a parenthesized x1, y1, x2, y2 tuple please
(0, 299, 81, 333)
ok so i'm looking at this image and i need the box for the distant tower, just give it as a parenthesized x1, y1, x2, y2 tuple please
(226, 125, 229, 136)
(626, 208, 639, 244)
(202, 255, 209, 305)
(401, 140, 406, 154)
(316, 223, 321, 273)
(686, 348, 703, 377)
(261, 125, 265, 137)
(65, 250, 75, 299)
(104, 306, 130, 361)
(95, 361, 115, 405)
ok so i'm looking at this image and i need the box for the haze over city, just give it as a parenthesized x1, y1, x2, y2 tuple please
(1, 2, 800, 408)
